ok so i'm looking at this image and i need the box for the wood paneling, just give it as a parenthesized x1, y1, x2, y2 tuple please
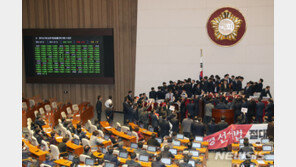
(22, 0, 138, 111)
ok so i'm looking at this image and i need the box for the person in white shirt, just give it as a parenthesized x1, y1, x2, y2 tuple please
(105, 96, 113, 108)
(165, 89, 175, 103)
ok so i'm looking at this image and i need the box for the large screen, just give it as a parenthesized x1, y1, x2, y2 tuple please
(23, 29, 114, 84)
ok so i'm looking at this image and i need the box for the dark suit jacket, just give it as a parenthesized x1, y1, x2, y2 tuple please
(191, 121, 205, 137)
(215, 102, 228, 109)
(126, 160, 141, 167)
(96, 100, 102, 113)
(123, 102, 130, 114)
(159, 119, 170, 137)
(207, 122, 218, 135)
(170, 118, 179, 133)
(149, 90, 157, 99)
(151, 114, 159, 128)
(257, 83, 263, 92)
(186, 103, 195, 117)
(104, 153, 120, 166)
(260, 89, 272, 98)
(256, 102, 265, 116)
(152, 161, 166, 167)
(217, 120, 229, 131)
(161, 150, 175, 158)
(147, 138, 161, 147)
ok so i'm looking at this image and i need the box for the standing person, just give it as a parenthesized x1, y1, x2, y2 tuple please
(204, 98, 214, 124)
(151, 109, 159, 133)
(191, 117, 205, 137)
(123, 97, 131, 125)
(96, 95, 103, 122)
(256, 78, 264, 92)
(186, 99, 195, 119)
(105, 103, 114, 123)
(159, 116, 170, 138)
(105, 96, 113, 108)
(256, 97, 265, 123)
(182, 115, 193, 138)
(149, 87, 157, 100)
(170, 114, 179, 134)
(260, 86, 272, 98)
(126, 90, 133, 103)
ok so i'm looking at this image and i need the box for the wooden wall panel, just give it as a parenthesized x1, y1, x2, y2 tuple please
(22, 0, 138, 111)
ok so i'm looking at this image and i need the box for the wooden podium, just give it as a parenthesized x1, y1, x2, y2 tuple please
(212, 109, 235, 125)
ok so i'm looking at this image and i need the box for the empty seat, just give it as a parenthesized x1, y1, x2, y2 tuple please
(72, 104, 79, 112)
(44, 104, 51, 112)
(121, 126, 129, 133)
(90, 125, 97, 133)
(39, 107, 45, 115)
(131, 131, 139, 143)
(22, 102, 28, 111)
(34, 110, 39, 117)
(73, 134, 80, 140)
(66, 107, 72, 115)
(50, 144, 60, 160)
(41, 140, 49, 151)
(98, 130, 104, 138)
(61, 111, 67, 119)
(82, 138, 91, 147)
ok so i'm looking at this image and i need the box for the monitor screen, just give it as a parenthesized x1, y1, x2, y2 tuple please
(147, 146, 157, 152)
(85, 158, 95, 165)
(130, 143, 138, 149)
(190, 150, 199, 157)
(262, 145, 273, 151)
(169, 149, 177, 155)
(239, 153, 247, 160)
(127, 131, 132, 136)
(119, 152, 128, 159)
(72, 139, 79, 145)
(104, 162, 115, 167)
(27, 161, 32, 167)
(101, 147, 107, 154)
(192, 142, 202, 149)
(264, 154, 274, 161)
(195, 136, 203, 142)
(140, 124, 144, 128)
(172, 140, 181, 146)
(156, 138, 162, 143)
(261, 138, 270, 144)
(161, 158, 172, 165)
(148, 127, 154, 132)
(23, 28, 115, 84)
(176, 134, 184, 139)
(239, 145, 244, 149)
(68, 154, 74, 161)
(104, 134, 110, 140)
(239, 138, 244, 144)
(188, 160, 195, 167)
(139, 155, 149, 162)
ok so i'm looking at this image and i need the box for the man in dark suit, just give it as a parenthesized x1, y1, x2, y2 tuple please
(256, 97, 265, 123)
(207, 118, 218, 135)
(244, 82, 253, 98)
(186, 99, 195, 118)
(156, 86, 165, 99)
(149, 87, 157, 100)
(215, 98, 228, 109)
(126, 152, 141, 167)
(260, 86, 272, 98)
(125, 90, 133, 103)
(237, 76, 243, 92)
(160, 145, 175, 159)
(159, 116, 170, 138)
(170, 114, 179, 133)
(104, 147, 120, 166)
(123, 97, 131, 125)
(265, 99, 274, 122)
(256, 78, 264, 92)
(152, 155, 166, 167)
(147, 133, 161, 147)
(191, 117, 205, 137)
(151, 110, 159, 133)
(96, 95, 102, 122)
(217, 116, 229, 131)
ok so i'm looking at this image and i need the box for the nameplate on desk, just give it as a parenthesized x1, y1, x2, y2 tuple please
(76, 114, 80, 117)
(257, 160, 265, 164)
(105, 126, 111, 129)
(56, 136, 63, 139)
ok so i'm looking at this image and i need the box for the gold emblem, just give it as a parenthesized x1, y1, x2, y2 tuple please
(210, 10, 243, 41)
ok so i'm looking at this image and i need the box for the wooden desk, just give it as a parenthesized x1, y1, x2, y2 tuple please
(129, 123, 157, 141)
(100, 121, 137, 146)
(212, 108, 235, 125)
(92, 151, 104, 159)
(54, 159, 72, 167)
(22, 139, 49, 161)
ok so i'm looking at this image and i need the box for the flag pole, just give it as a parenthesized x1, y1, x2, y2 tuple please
(199, 49, 203, 80)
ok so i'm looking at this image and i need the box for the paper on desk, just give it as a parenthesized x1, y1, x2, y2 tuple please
(257, 160, 265, 164)
(56, 136, 63, 139)
(105, 126, 111, 129)
(241, 107, 248, 114)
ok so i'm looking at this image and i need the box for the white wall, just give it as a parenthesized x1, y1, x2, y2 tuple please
(135, 0, 274, 97)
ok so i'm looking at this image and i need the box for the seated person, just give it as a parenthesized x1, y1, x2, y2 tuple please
(116, 141, 127, 152)
(126, 152, 141, 167)
(43, 154, 56, 167)
(152, 154, 166, 167)
(147, 133, 161, 147)
(160, 145, 175, 159)
(238, 138, 254, 155)
(75, 127, 86, 140)
(90, 131, 104, 146)
(134, 142, 153, 157)
(239, 155, 256, 167)
(161, 137, 173, 149)
(83, 145, 93, 157)
(179, 155, 193, 167)
(48, 131, 57, 145)
(22, 141, 30, 165)
(35, 116, 46, 129)
(58, 137, 69, 157)
(134, 127, 144, 141)
(103, 147, 120, 166)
